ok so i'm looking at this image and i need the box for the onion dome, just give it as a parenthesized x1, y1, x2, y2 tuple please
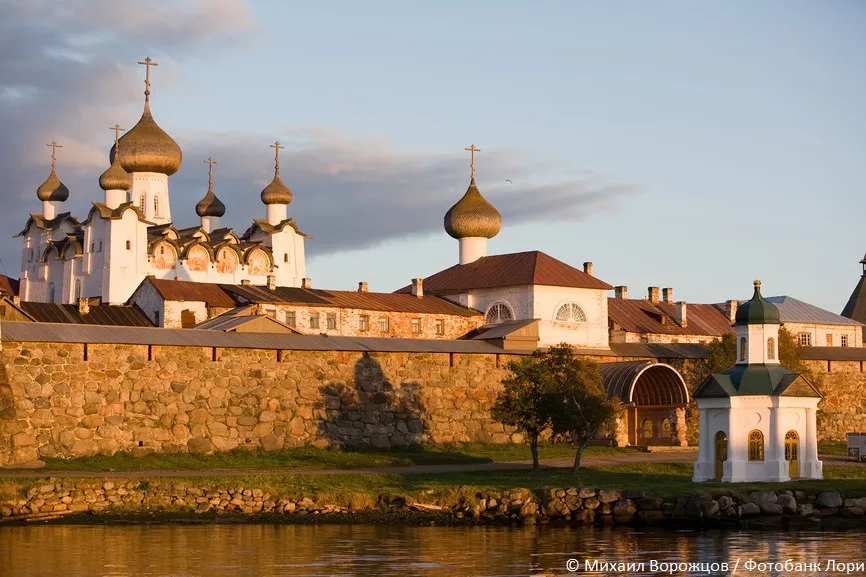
(736, 280, 781, 325)
(444, 178, 502, 239)
(196, 157, 226, 217)
(109, 101, 182, 175)
(261, 141, 293, 205)
(36, 167, 70, 202)
(98, 154, 133, 191)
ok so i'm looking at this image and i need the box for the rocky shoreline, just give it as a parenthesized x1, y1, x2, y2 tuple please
(2, 479, 866, 529)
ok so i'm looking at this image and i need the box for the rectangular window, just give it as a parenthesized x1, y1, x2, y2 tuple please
(379, 316, 389, 333)
(435, 319, 445, 336)
(359, 315, 369, 332)
(412, 318, 421, 334)
(309, 313, 320, 329)
(798, 333, 812, 346)
(285, 311, 296, 327)
(841, 334, 849, 348)
(326, 312, 337, 330)
(826, 334, 833, 347)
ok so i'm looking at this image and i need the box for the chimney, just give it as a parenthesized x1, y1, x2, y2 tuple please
(675, 301, 687, 328)
(583, 262, 593, 276)
(662, 287, 674, 304)
(411, 278, 423, 298)
(302, 278, 312, 290)
(13, 295, 21, 306)
(358, 281, 368, 293)
(726, 299, 738, 323)
(240, 279, 251, 286)
(267, 275, 276, 291)
(78, 297, 90, 315)
(648, 286, 660, 303)
(615, 286, 628, 300)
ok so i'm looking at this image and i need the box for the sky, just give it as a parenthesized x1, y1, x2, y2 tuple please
(1, 0, 865, 311)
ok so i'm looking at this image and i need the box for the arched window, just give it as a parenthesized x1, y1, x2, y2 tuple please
(485, 303, 513, 325)
(139, 194, 145, 209)
(767, 337, 775, 360)
(48, 283, 56, 303)
(748, 430, 764, 462)
(153, 196, 159, 217)
(554, 302, 587, 323)
(660, 418, 671, 438)
(74, 280, 81, 301)
(739, 337, 747, 361)
(641, 419, 653, 439)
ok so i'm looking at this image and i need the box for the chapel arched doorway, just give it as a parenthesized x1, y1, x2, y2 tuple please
(785, 430, 800, 479)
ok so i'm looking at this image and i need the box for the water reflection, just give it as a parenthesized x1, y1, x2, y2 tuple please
(2, 523, 864, 577)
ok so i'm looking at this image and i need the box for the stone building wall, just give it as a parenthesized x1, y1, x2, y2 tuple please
(804, 359, 866, 442)
(0, 340, 517, 466)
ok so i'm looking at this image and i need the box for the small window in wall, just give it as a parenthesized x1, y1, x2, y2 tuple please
(842, 335, 849, 348)
(29, 250, 34, 261)
(285, 311, 296, 327)
(180, 309, 196, 328)
(283, 253, 289, 263)
(739, 337, 747, 361)
(485, 302, 513, 325)
(799, 333, 812, 347)
(826, 334, 833, 347)
(139, 194, 145, 209)
(326, 312, 336, 330)
(153, 196, 160, 217)
(359, 315, 369, 332)
(379, 316, 389, 333)
(97, 240, 103, 252)
(48, 283, 56, 303)
(412, 318, 421, 334)
(748, 430, 764, 461)
(309, 313, 320, 329)
(641, 419, 653, 439)
(660, 418, 671, 438)
(435, 319, 445, 336)
(74, 280, 81, 301)
(90, 242, 94, 253)
(126, 240, 132, 251)
(554, 302, 587, 323)
(767, 337, 775, 360)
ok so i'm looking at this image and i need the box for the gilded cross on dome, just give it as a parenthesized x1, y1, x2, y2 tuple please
(271, 141, 285, 173)
(204, 157, 218, 188)
(464, 144, 481, 180)
(46, 140, 62, 170)
(109, 124, 126, 147)
(137, 57, 159, 100)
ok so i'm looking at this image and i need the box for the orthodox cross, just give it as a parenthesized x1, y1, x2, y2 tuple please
(205, 157, 218, 189)
(46, 140, 62, 170)
(271, 141, 285, 173)
(465, 144, 481, 180)
(138, 57, 159, 100)
(109, 124, 126, 147)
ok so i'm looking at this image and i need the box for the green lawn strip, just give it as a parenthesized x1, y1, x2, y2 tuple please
(36, 443, 626, 473)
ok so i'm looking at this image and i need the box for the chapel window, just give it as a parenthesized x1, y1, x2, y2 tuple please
(48, 283, 56, 303)
(798, 333, 812, 347)
(485, 303, 513, 325)
(748, 430, 764, 462)
(126, 240, 132, 251)
(153, 196, 160, 217)
(98, 241, 103, 252)
(554, 302, 587, 323)
(826, 334, 833, 346)
(739, 337, 747, 361)
(139, 194, 145, 209)
(767, 337, 775, 360)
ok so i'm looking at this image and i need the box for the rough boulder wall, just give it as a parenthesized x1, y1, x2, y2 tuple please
(0, 350, 12, 466)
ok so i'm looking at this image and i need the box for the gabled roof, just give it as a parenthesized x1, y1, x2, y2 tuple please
(842, 273, 866, 330)
(608, 298, 733, 338)
(83, 202, 152, 225)
(13, 301, 153, 327)
(221, 283, 481, 317)
(395, 251, 613, 294)
(15, 213, 81, 237)
(763, 295, 862, 327)
(194, 312, 302, 333)
(243, 218, 311, 239)
(0, 275, 20, 297)
(137, 277, 237, 308)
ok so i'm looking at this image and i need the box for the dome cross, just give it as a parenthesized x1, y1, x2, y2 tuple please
(46, 140, 62, 170)
(204, 156, 218, 189)
(270, 141, 285, 174)
(137, 57, 159, 101)
(109, 124, 126, 147)
(464, 144, 481, 180)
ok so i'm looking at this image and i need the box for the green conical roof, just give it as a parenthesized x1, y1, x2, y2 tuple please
(735, 280, 780, 325)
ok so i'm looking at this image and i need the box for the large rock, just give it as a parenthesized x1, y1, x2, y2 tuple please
(638, 497, 664, 511)
(741, 503, 761, 516)
(760, 503, 784, 516)
(187, 437, 213, 454)
(613, 499, 637, 523)
(578, 488, 596, 499)
(816, 491, 843, 509)
(776, 494, 797, 515)
(749, 490, 778, 505)
(844, 497, 866, 510)
(598, 489, 621, 504)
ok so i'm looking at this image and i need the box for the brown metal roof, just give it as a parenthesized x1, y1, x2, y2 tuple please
(15, 302, 153, 327)
(608, 342, 710, 359)
(0, 275, 19, 297)
(395, 251, 613, 293)
(608, 298, 733, 338)
(221, 284, 481, 317)
(0, 321, 507, 354)
(145, 278, 237, 308)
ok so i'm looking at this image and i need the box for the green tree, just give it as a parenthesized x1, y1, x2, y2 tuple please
(490, 352, 556, 470)
(705, 328, 806, 374)
(542, 344, 618, 473)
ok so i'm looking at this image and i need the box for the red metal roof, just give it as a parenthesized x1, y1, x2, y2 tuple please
(607, 298, 733, 338)
(395, 251, 613, 293)
(146, 278, 237, 308)
(0, 275, 19, 297)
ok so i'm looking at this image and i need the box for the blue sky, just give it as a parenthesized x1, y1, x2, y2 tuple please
(2, 0, 865, 311)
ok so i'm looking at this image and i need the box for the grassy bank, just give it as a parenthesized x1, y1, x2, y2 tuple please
(36, 443, 631, 473)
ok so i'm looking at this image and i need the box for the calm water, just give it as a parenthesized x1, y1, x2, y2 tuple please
(2, 524, 864, 577)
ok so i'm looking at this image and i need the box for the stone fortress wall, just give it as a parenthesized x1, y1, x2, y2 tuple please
(0, 340, 862, 466)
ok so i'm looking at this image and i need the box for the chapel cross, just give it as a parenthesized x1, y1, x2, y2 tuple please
(465, 144, 481, 180)
(46, 140, 62, 170)
(271, 141, 285, 173)
(137, 57, 159, 100)
(109, 124, 126, 147)
(205, 157, 218, 188)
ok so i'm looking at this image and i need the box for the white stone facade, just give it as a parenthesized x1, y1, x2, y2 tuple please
(782, 321, 862, 348)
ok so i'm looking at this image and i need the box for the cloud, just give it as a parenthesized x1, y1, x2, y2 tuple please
(0, 0, 640, 279)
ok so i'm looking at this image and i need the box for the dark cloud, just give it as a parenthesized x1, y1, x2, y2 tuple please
(0, 0, 640, 279)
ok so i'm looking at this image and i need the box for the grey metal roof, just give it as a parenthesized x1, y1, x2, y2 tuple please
(763, 296, 862, 326)
(0, 321, 509, 354)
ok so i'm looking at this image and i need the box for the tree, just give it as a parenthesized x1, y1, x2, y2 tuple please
(490, 352, 556, 471)
(542, 344, 618, 473)
(705, 328, 806, 374)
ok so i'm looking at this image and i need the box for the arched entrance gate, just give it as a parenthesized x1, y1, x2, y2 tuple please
(599, 361, 690, 447)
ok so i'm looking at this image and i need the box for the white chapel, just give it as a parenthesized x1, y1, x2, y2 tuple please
(16, 57, 308, 306)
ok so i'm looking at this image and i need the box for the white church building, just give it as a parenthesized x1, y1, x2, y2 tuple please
(692, 280, 823, 482)
(16, 57, 308, 306)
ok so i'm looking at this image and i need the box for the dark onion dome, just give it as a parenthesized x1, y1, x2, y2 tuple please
(196, 184, 226, 218)
(109, 101, 183, 176)
(36, 168, 70, 202)
(260, 173, 293, 205)
(736, 280, 781, 325)
(444, 178, 502, 239)
(98, 154, 133, 191)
